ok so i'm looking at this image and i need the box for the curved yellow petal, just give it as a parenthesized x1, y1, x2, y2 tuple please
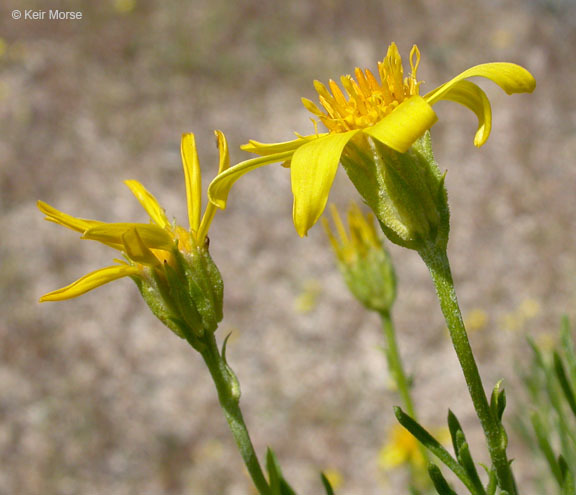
(214, 130, 230, 174)
(181, 133, 202, 233)
(432, 79, 492, 147)
(122, 228, 161, 266)
(196, 130, 230, 244)
(83, 223, 174, 250)
(291, 130, 359, 237)
(363, 96, 438, 153)
(207, 151, 294, 209)
(39, 264, 140, 302)
(425, 62, 536, 106)
(241, 134, 323, 155)
(124, 180, 170, 228)
(38, 200, 104, 233)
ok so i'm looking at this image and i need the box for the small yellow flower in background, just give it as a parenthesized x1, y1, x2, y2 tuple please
(379, 423, 426, 470)
(113, 0, 137, 14)
(519, 298, 541, 319)
(465, 308, 489, 333)
(499, 298, 541, 332)
(534, 332, 557, 352)
(294, 279, 322, 314)
(39, 132, 229, 338)
(379, 424, 450, 471)
(208, 42, 536, 237)
(323, 203, 396, 313)
(322, 468, 344, 491)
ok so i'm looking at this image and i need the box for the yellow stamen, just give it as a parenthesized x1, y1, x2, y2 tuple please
(310, 43, 421, 134)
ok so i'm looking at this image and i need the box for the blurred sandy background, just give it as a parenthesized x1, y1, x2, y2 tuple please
(1, 0, 576, 493)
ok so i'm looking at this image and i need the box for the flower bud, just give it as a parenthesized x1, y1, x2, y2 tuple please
(323, 203, 396, 314)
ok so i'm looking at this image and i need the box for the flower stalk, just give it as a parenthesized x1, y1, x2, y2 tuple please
(418, 242, 517, 495)
(195, 331, 271, 495)
(379, 310, 417, 420)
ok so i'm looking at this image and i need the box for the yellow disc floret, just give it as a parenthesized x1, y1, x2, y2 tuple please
(302, 43, 422, 133)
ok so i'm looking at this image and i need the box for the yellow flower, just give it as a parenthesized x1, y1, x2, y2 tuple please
(39, 131, 229, 302)
(379, 424, 450, 471)
(208, 42, 535, 237)
(379, 423, 426, 470)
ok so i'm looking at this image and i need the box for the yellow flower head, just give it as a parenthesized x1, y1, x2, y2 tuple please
(39, 131, 229, 303)
(208, 43, 536, 237)
(304, 44, 422, 134)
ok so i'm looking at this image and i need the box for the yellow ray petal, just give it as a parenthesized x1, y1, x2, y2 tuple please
(364, 95, 437, 153)
(241, 135, 320, 155)
(207, 151, 294, 209)
(122, 227, 162, 265)
(291, 130, 359, 237)
(214, 130, 230, 174)
(425, 62, 536, 106)
(39, 264, 140, 302)
(83, 223, 174, 250)
(124, 180, 170, 228)
(432, 79, 492, 147)
(196, 130, 230, 244)
(181, 133, 202, 233)
(37, 200, 104, 233)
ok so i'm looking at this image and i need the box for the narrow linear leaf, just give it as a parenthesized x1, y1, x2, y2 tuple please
(428, 463, 458, 495)
(454, 434, 485, 493)
(394, 407, 481, 494)
(531, 412, 562, 484)
(320, 473, 335, 495)
(560, 455, 576, 495)
(447, 411, 484, 493)
(483, 465, 497, 495)
(554, 352, 576, 418)
(266, 448, 282, 495)
(447, 410, 463, 459)
(560, 317, 576, 386)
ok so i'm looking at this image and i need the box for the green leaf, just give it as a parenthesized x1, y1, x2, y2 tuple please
(454, 432, 484, 493)
(447, 410, 463, 458)
(394, 407, 482, 494)
(483, 466, 497, 495)
(266, 448, 297, 495)
(489, 380, 507, 422)
(560, 454, 576, 495)
(428, 463, 458, 495)
(554, 351, 576, 418)
(560, 317, 576, 385)
(447, 411, 484, 493)
(531, 411, 562, 484)
(320, 473, 335, 495)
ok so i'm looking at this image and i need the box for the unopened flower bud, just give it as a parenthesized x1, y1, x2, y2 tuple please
(323, 203, 396, 313)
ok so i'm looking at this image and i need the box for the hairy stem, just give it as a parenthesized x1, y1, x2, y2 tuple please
(419, 243, 517, 495)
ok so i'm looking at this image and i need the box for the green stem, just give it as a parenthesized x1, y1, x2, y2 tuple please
(380, 310, 417, 419)
(198, 332, 271, 495)
(418, 243, 517, 495)
(380, 310, 430, 473)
